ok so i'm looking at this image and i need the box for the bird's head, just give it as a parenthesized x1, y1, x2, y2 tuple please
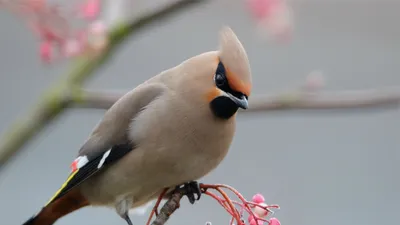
(178, 26, 252, 120)
(207, 26, 252, 119)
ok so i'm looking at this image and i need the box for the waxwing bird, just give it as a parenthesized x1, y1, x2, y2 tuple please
(22, 26, 252, 225)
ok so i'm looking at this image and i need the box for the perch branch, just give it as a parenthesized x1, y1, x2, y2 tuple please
(0, 0, 207, 169)
(72, 86, 400, 112)
(150, 190, 185, 225)
(148, 183, 280, 225)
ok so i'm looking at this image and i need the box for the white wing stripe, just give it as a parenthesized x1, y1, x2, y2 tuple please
(77, 156, 89, 168)
(97, 150, 111, 169)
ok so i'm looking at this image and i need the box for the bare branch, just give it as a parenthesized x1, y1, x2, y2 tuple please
(71, 89, 123, 109)
(245, 87, 400, 112)
(151, 190, 184, 225)
(71, 87, 400, 112)
(0, 0, 208, 170)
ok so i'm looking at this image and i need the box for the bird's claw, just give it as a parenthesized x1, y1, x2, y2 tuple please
(123, 212, 133, 225)
(176, 181, 202, 204)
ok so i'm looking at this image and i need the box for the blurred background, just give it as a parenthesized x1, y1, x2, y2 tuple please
(0, 0, 399, 225)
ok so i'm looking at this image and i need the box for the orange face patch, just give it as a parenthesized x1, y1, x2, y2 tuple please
(206, 88, 221, 102)
(225, 67, 252, 97)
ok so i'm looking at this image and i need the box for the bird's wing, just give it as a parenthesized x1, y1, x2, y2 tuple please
(45, 83, 167, 206)
(45, 143, 133, 206)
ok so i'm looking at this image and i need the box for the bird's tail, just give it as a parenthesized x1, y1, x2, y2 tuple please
(22, 189, 89, 225)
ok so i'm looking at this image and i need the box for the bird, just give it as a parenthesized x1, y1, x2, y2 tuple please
(22, 26, 252, 225)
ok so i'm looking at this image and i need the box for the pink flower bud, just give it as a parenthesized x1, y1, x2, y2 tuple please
(269, 218, 281, 225)
(73, 29, 87, 46)
(259, 7, 293, 42)
(63, 39, 82, 57)
(248, 215, 255, 222)
(80, 0, 100, 20)
(39, 41, 52, 62)
(246, 0, 279, 20)
(86, 21, 108, 51)
(251, 218, 265, 225)
(88, 20, 107, 36)
(254, 203, 269, 218)
(27, 0, 46, 11)
(252, 194, 265, 204)
(247, 0, 293, 42)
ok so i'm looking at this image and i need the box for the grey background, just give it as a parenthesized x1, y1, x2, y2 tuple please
(0, 0, 399, 225)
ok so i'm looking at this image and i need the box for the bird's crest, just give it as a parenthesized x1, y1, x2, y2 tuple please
(218, 26, 252, 96)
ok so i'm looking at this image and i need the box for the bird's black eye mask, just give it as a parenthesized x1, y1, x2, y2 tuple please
(214, 61, 248, 100)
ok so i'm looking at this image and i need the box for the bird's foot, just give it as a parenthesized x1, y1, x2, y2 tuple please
(175, 181, 203, 204)
(115, 196, 134, 225)
(122, 212, 133, 225)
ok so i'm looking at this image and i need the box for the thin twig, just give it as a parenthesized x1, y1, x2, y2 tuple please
(247, 87, 400, 112)
(0, 0, 207, 170)
(71, 87, 400, 112)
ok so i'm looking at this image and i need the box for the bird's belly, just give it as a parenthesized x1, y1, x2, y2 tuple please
(81, 142, 227, 206)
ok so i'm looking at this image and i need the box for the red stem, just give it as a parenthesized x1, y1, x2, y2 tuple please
(215, 187, 241, 224)
(146, 188, 168, 225)
(205, 191, 235, 215)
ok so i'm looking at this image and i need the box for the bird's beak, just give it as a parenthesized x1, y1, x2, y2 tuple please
(226, 93, 249, 109)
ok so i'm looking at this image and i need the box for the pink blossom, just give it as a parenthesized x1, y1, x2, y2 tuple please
(39, 41, 52, 62)
(269, 218, 281, 225)
(252, 193, 266, 204)
(79, 0, 101, 20)
(254, 203, 269, 217)
(0, 0, 107, 63)
(76, 29, 88, 46)
(25, 0, 46, 11)
(88, 20, 107, 36)
(246, 0, 280, 20)
(85, 20, 108, 52)
(63, 38, 82, 57)
(249, 217, 265, 225)
(246, 0, 293, 42)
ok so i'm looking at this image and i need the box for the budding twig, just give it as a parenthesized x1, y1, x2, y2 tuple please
(0, 0, 208, 170)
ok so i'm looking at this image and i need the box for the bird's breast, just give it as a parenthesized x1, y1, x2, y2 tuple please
(128, 95, 236, 184)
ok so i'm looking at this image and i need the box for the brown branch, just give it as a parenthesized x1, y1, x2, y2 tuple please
(150, 190, 184, 225)
(246, 87, 400, 112)
(0, 0, 207, 170)
(71, 87, 400, 112)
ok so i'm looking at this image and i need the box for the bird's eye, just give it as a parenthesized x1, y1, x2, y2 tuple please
(214, 73, 226, 87)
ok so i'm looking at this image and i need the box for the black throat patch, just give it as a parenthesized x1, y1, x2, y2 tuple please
(210, 96, 239, 119)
